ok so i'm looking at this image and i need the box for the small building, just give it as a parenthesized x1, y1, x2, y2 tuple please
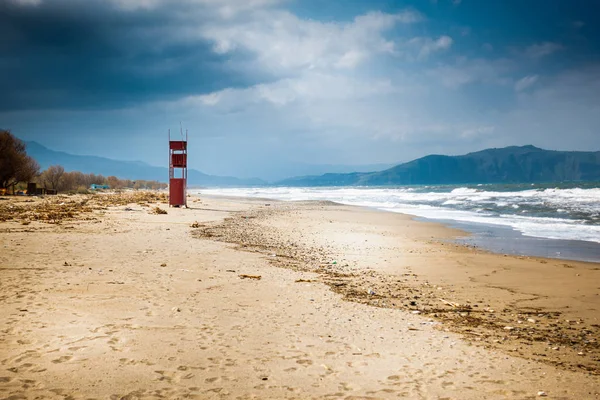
(90, 184, 110, 190)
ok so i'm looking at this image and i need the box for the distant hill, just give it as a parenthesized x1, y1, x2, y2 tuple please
(277, 146, 600, 186)
(228, 161, 396, 182)
(25, 141, 265, 187)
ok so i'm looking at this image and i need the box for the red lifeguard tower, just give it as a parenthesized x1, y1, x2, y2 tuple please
(168, 129, 188, 207)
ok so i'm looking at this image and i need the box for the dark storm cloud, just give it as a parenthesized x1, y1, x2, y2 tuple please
(0, 0, 261, 111)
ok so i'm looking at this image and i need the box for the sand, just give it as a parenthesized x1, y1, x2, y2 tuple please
(0, 193, 599, 399)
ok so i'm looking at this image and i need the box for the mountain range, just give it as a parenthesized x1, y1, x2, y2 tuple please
(278, 145, 600, 186)
(25, 141, 600, 187)
(25, 141, 265, 187)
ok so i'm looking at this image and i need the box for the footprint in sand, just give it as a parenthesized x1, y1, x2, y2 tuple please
(153, 370, 194, 384)
(7, 363, 34, 373)
(118, 358, 139, 366)
(20, 378, 43, 390)
(67, 346, 87, 352)
(51, 355, 72, 364)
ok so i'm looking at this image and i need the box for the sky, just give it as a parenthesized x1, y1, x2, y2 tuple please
(1, 0, 599, 180)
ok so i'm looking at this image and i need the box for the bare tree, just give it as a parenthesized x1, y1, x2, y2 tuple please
(39, 165, 65, 190)
(0, 130, 40, 193)
(106, 175, 122, 189)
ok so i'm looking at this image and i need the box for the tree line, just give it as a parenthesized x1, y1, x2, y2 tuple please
(1, 130, 167, 194)
(37, 165, 167, 193)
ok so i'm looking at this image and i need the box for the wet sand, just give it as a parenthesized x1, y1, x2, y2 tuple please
(445, 219, 600, 263)
(0, 193, 599, 399)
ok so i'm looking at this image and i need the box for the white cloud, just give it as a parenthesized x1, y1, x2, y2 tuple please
(514, 75, 539, 92)
(410, 35, 453, 59)
(428, 58, 513, 88)
(499, 67, 600, 150)
(334, 50, 366, 69)
(9, 0, 42, 5)
(185, 73, 396, 109)
(200, 10, 423, 72)
(109, 0, 283, 14)
(460, 126, 494, 138)
(196, 92, 223, 106)
(354, 9, 423, 26)
(524, 42, 563, 59)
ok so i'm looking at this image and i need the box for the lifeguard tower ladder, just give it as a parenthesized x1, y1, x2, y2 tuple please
(168, 129, 188, 208)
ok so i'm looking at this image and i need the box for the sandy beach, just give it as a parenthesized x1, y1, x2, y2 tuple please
(1, 192, 599, 399)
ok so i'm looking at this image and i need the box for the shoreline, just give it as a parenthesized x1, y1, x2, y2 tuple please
(200, 193, 600, 264)
(1, 192, 599, 398)
(446, 218, 600, 263)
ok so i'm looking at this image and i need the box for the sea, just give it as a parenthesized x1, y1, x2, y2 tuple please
(193, 182, 600, 263)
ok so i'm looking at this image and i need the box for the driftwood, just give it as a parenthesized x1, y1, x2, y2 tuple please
(239, 274, 262, 280)
(439, 298, 461, 308)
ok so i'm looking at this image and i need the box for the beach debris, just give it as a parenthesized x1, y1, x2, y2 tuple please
(239, 274, 261, 280)
(151, 206, 167, 215)
(331, 260, 337, 265)
(537, 391, 547, 397)
(295, 279, 314, 283)
(190, 221, 202, 228)
(160, 263, 167, 267)
(367, 288, 376, 296)
(63, 261, 71, 266)
(412, 310, 421, 315)
(226, 269, 236, 273)
(439, 298, 461, 308)
(171, 307, 181, 312)
(527, 318, 536, 323)
(2, 192, 168, 224)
